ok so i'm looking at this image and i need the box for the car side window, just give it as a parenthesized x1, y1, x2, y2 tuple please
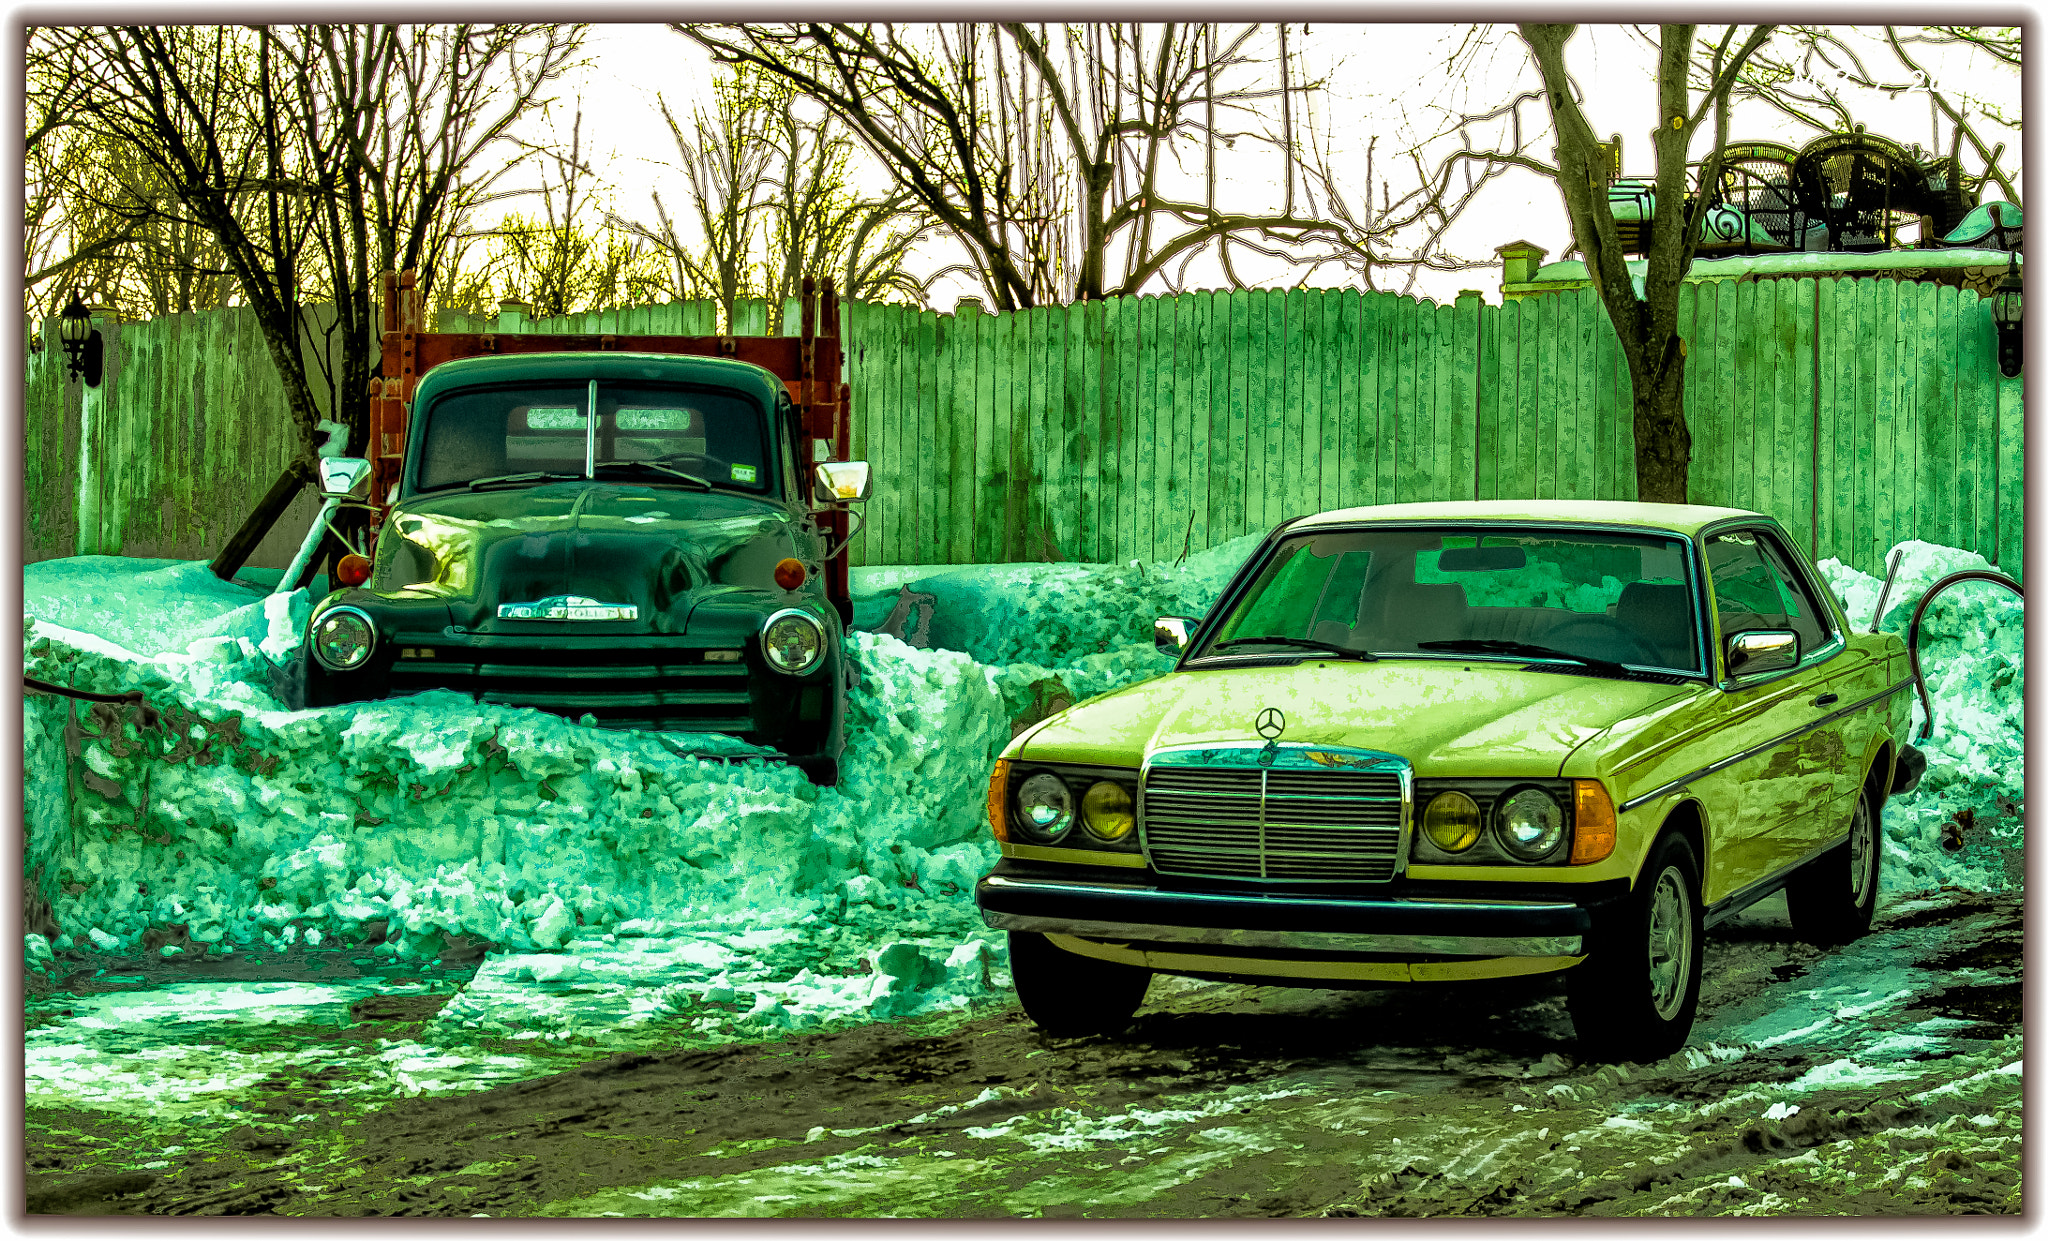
(1753, 530, 1834, 652)
(1707, 529, 1829, 656)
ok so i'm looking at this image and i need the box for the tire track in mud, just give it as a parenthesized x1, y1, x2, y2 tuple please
(26, 892, 2020, 1218)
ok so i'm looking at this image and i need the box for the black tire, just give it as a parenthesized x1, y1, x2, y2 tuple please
(1786, 787, 1881, 945)
(1007, 930, 1150, 1038)
(1566, 833, 1705, 1063)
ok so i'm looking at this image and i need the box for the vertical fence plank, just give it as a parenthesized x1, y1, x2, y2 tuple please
(1079, 299, 1106, 564)
(1371, 293, 1401, 506)
(1918, 282, 1954, 553)
(1957, 289, 1996, 566)
(1215, 290, 1251, 548)
(914, 307, 942, 564)
(1117, 295, 1145, 562)
(1995, 362, 2022, 577)
(1178, 292, 1210, 561)
(1058, 296, 1088, 565)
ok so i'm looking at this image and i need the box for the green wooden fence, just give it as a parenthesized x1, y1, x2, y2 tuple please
(27, 279, 2022, 580)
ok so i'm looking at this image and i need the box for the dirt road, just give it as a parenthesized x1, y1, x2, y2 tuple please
(25, 889, 2020, 1218)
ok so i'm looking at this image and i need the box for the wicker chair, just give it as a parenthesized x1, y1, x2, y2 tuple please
(1791, 131, 1933, 252)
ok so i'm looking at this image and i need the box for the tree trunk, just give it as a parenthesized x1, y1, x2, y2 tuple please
(1630, 345, 1691, 503)
(210, 460, 313, 583)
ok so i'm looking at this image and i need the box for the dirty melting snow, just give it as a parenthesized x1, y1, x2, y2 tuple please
(19, 535, 2021, 1058)
(21, 537, 1260, 1051)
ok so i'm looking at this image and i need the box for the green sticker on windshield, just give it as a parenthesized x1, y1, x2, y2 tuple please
(730, 464, 758, 483)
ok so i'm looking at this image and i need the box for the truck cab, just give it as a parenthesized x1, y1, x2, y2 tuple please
(296, 272, 865, 785)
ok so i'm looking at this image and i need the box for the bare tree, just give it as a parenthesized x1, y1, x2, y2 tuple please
(680, 22, 1417, 310)
(38, 24, 583, 466)
(1440, 24, 1775, 504)
(622, 67, 938, 330)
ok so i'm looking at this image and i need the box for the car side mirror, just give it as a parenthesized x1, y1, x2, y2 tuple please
(1155, 616, 1197, 655)
(814, 460, 872, 504)
(1725, 628, 1799, 679)
(320, 456, 371, 496)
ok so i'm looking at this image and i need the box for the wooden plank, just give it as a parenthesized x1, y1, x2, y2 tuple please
(1222, 289, 1255, 543)
(1713, 278, 1744, 510)
(1058, 299, 1088, 565)
(1450, 294, 1481, 502)
(1528, 292, 1556, 500)
(1079, 299, 1105, 564)
(971, 307, 1000, 564)
(1813, 278, 1842, 566)
(1995, 352, 2022, 578)
(1510, 296, 1539, 502)
(932, 308, 960, 565)
(842, 302, 871, 565)
(1148, 294, 1177, 563)
(1200, 290, 1229, 548)
(1282, 287, 1310, 519)
(1870, 278, 1902, 564)
(1316, 290, 1343, 513)
(1917, 281, 1954, 553)
(913, 307, 941, 563)
(1955, 285, 1997, 566)
(1781, 278, 1817, 552)
(1850, 279, 1882, 571)
(1001, 306, 1030, 562)
(1117, 295, 1145, 562)
(1179, 291, 1211, 560)
(1377, 293, 1406, 504)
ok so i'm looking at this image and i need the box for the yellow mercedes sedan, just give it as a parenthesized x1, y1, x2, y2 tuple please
(975, 501, 1926, 1060)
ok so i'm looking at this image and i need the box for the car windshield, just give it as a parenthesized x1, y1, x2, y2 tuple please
(1194, 525, 1703, 674)
(413, 382, 773, 495)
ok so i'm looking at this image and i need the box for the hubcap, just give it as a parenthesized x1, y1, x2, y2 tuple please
(1647, 867, 1694, 1022)
(1849, 796, 1876, 907)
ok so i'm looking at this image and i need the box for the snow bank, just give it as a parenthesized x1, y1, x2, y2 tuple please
(1816, 543, 2024, 896)
(21, 537, 1266, 1038)
(22, 531, 2017, 1040)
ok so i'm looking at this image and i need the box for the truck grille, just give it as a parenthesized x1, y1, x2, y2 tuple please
(389, 647, 754, 732)
(1141, 766, 1407, 883)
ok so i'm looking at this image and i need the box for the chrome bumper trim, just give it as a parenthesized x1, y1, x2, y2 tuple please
(983, 910, 1580, 957)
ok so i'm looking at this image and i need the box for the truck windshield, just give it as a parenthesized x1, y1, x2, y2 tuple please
(414, 382, 773, 495)
(1196, 526, 1703, 675)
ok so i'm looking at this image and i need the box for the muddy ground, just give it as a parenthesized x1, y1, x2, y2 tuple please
(24, 889, 2022, 1218)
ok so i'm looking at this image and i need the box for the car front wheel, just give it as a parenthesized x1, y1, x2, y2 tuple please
(1786, 788, 1881, 944)
(1007, 931, 1150, 1038)
(1566, 833, 1705, 1063)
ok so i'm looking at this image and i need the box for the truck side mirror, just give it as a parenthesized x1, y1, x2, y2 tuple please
(320, 457, 372, 496)
(814, 460, 872, 503)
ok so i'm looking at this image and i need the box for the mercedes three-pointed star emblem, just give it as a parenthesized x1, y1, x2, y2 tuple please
(1254, 706, 1286, 741)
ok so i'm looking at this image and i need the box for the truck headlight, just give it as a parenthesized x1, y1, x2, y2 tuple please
(1422, 790, 1482, 852)
(1080, 780, 1135, 842)
(1014, 772, 1074, 842)
(311, 606, 377, 671)
(1496, 786, 1567, 860)
(761, 608, 827, 674)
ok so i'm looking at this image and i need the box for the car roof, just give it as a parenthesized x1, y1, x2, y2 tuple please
(1289, 499, 1763, 537)
(411, 351, 790, 411)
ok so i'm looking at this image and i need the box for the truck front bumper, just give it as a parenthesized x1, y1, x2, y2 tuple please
(976, 867, 1594, 959)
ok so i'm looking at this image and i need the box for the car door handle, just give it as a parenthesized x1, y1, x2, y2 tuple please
(1812, 693, 1839, 708)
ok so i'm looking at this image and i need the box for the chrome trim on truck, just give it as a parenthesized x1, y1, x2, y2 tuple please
(982, 909, 1581, 958)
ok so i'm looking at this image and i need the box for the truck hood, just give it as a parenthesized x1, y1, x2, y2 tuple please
(1016, 658, 1692, 778)
(380, 481, 818, 636)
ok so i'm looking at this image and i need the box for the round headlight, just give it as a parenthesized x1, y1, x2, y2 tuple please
(1080, 780, 1135, 842)
(311, 607, 376, 671)
(761, 608, 826, 674)
(1422, 790, 1482, 853)
(1497, 787, 1567, 860)
(1014, 772, 1074, 842)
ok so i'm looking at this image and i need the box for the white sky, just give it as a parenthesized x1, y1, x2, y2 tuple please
(493, 23, 2021, 309)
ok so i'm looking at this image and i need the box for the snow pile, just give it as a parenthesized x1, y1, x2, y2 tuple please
(20, 535, 1268, 1039)
(1816, 542, 2024, 896)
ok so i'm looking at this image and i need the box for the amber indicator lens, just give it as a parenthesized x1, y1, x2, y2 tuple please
(987, 759, 1011, 842)
(1422, 790, 1482, 852)
(334, 553, 372, 587)
(1570, 780, 1618, 864)
(774, 558, 806, 590)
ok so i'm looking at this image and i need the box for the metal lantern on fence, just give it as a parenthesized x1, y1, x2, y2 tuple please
(59, 289, 103, 386)
(1991, 267, 2023, 378)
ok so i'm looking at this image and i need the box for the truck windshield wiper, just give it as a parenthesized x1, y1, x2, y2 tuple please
(595, 459, 714, 490)
(1209, 635, 1378, 662)
(1417, 638, 1633, 678)
(466, 470, 585, 491)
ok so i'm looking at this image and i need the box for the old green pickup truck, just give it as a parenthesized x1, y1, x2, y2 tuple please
(295, 273, 869, 784)
(977, 500, 1926, 1060)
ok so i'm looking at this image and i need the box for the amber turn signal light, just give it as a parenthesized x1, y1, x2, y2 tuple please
(334, 553, 372, 588)
(987, 759, 1011, 842)
(774, 558, 806, 590)
(1570, 779, 1617, 864)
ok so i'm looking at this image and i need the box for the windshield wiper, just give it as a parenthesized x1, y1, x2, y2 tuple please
(595, 460, 714, 490)
(1417, 638, 1633, 678)
(466, 470, 585, 491)
(1209, 635, 1378, 662)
